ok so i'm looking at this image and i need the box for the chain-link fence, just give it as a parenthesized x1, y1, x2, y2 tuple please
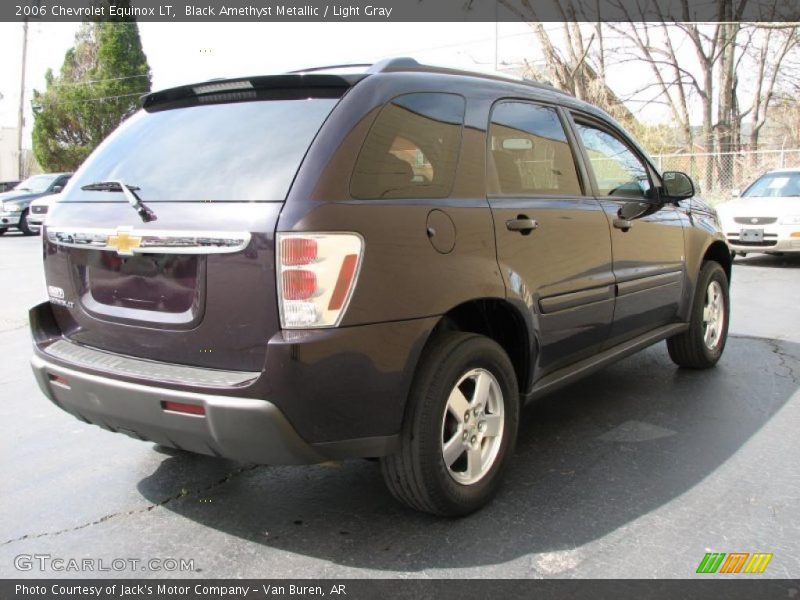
(651, 148, 800, 204)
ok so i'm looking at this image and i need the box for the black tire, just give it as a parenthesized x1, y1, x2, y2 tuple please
(381, 331, 519, 517)
(667, 261, 730, 369)
(0, 228, 6, 236)
(18, 210, 39, 236)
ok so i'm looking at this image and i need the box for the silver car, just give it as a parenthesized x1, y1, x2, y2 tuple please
(26, 193, 60, 233)
(716, 168, 800, 255)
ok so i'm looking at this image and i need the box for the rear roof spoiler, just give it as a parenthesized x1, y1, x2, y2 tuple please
(141, 58, 426, 111)
(141, 73, 366, 112)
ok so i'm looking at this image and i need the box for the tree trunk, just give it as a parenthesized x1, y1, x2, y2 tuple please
(716, 22, 739, 189)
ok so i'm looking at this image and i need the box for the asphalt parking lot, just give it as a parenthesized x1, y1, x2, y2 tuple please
(0, 230, 798, 579)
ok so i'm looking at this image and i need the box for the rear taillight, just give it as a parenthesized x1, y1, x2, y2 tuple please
(281, 237, 318, 265)
(282, 270, 317, 300)
(276, 232, 364, 328)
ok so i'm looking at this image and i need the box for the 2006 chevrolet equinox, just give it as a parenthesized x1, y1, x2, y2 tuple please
(30, 58, 731, 516)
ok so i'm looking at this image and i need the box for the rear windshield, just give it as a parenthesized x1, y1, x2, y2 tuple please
(63, 99, 338, 202)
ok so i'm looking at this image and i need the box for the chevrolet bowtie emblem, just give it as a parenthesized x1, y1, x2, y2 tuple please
(107, 230, 142, 256)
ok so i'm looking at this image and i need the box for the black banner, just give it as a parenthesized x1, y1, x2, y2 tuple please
(5, 0, 800, 23)
(3, 580, 800, 600)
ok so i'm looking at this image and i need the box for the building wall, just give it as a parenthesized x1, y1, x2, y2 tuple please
(0, 127, 20, 181)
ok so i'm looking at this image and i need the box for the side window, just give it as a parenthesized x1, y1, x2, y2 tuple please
(350, 93, 465, 199)
(574, 122, 654, 200)
(488, 102, 581, 196)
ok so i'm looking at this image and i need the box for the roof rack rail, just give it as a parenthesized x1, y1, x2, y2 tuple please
(285, 57, 568, 96)
(287, 58, 421, 75)
(367, 57, 422, 73)
(368, 57, 569, 96)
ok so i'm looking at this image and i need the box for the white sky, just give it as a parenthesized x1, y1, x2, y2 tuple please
(0, 21, 668, 148)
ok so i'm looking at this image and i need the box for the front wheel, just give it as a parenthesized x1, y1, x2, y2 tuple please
(667, 261, 730, 369)
(381, 332, 519, 517)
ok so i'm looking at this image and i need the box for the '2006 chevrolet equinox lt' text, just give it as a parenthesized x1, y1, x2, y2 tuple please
(30, 59, 731, 516)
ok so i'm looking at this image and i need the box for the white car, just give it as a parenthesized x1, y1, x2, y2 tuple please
(26, 193, 60, 232)
(716, 168, 800, 255)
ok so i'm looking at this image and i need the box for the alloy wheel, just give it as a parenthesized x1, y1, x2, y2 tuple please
(441, 368, 505, 485)
(703, 280, 725, 349)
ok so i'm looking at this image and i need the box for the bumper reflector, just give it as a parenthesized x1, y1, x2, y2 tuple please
(49, 374, 70, 388)
(162, 401, 206, 416)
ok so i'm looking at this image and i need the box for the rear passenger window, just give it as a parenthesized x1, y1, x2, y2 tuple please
(488, 102, 581, 196)
(350, 93, 465, 199)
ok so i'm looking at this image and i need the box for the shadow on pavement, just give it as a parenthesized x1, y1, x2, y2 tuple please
(137, 335, 799, 571)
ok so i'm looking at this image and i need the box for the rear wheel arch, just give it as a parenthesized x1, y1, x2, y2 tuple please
(422, 298, 532, 399)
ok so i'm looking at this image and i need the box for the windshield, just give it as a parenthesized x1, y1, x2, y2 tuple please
(743, 172, 800, 197)
(15, 174, 57, 193)
(64, 98, 338, 203)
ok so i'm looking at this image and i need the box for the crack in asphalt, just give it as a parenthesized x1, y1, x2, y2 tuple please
(765, 340, 800, 383)
(1, 463, 261, 547)
(730, 334, 800, 383)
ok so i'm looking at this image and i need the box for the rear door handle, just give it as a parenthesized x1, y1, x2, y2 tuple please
(613, 218, 632, 232)
(506, 217, 538, 234)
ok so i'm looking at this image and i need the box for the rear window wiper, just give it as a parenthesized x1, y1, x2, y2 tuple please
(81, 180, 157, 223)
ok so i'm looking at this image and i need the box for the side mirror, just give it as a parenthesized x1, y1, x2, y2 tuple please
(51, 185, 63, 194)
(662, 171, 695, 200)
(731, 189, 740, 198)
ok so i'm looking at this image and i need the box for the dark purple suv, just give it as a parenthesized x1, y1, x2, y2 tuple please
(29, 59, 731, 516)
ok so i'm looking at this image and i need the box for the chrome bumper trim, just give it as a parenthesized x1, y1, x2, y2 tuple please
(46, 226, 251, 255)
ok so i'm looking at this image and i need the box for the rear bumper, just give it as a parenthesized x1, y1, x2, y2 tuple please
(31, 352, 326, 465)
(30, 301, 437, 462)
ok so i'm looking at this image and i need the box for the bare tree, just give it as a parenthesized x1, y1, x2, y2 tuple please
(499, 0, 800, 193)
(500, 1, 636, 128)
(607, 16, 797, 190)
(746, 25, 799, 152)
(607, 21, 694, 150)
